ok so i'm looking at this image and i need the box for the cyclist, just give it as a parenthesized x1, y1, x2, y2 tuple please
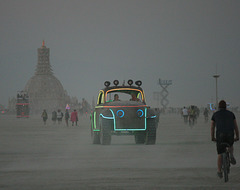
(211, 100, 239, 178)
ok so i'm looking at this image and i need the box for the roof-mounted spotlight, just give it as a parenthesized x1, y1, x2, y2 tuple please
(113, 80, 119, 86)
(135, 80, 142, 87)
(104, 81, 111, 87)
(128, 79, 133, 86)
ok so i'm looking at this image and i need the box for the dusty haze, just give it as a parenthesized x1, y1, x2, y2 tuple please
(0, 113, 240, 189)
(0, 0, 240, 108)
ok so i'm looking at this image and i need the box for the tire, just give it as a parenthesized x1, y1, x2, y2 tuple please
(91, 129, 100, 144)
(100, 119, 112, 145)
(145, 119, 156, 145)
(135, 131, 146, 144)
(222, 153, 229, 182)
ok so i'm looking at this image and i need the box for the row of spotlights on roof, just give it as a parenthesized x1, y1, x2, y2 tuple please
(104, 80, 142, 87)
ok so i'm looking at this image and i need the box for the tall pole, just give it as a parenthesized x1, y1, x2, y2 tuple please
(213, 74, 220, 108)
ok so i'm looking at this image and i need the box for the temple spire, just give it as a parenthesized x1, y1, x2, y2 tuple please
(35, 41, 53, 75)
(42, 40, 45, 47)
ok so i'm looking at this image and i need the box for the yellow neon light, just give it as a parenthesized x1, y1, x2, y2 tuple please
(97, 90, 104, 105)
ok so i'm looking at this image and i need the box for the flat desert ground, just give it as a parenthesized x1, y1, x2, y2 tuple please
(0, 112, 240, 190)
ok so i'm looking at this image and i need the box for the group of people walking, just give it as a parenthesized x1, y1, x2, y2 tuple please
(182, 106, 210, 124)
(41, 109, 79, 126)
(181, 105, 199, 125)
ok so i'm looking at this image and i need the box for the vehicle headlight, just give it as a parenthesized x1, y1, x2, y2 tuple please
(137, 109, 144, 118)
(116, 110, 124, 118)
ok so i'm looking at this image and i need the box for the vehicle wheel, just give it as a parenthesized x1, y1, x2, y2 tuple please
(145, 119, 156, 145)
(222, 153, 229, 182)
(100, 119, 112, 145)
(91, 129, 100, 144)
(134, 131, 146, 144)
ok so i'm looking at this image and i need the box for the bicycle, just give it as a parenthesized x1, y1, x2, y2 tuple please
(220, 139, 238, 183)
(220, 142, 231, 182)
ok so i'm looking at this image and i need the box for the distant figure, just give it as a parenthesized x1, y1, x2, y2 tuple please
(65, 109, 70, 126)
(52, 110, 57, 124)
(130, 93, 140, 101)
(57, 109, 63, 125)
(71, 109, 78, 126)
(114, 94, 120, 101)
(211, 100, 239, 178)
(182, 107, 188, 124)
(41, 109, 48, 125)
(203, 108, 209, 122)
(188, 106, 196, 126)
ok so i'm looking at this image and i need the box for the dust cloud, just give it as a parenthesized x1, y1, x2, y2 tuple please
(0, 112, 240, 190)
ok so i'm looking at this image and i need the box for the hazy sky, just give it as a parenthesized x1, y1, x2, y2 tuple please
(1, 0, 240, 108)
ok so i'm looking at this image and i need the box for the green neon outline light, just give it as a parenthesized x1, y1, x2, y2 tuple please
(94, 112, 96, 129)
(145, 107, 147, 129)
(100, 114, 113, 119)
(92, 112, 100, 132)
(90, 113, 93, 129)
(109, 109, 116, 130)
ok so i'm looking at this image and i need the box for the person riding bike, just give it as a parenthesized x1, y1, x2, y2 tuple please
(211, 100, 239, 178)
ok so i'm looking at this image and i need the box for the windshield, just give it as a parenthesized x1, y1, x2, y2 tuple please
(106, 90, 143, 102)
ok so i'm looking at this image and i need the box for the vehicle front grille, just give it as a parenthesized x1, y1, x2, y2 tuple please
(110, 107, 146, 131)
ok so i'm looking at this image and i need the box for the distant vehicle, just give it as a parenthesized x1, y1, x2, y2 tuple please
(90, 80, 158, 145)
(16, 91, 30, 118)
(0, 110, 6, 114)
(0, 106, 6, 114)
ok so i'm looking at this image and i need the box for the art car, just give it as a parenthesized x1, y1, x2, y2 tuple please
(90, 80, 158, 145)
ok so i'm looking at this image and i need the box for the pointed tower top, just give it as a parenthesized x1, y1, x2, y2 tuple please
(36, 41, 53, 75)
(42, 40, 45, 47)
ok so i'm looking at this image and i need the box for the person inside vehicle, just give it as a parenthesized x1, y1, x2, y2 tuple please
(211, 100, 239, 178)
(114, 94, 120, 101)
(130, 93, 140, 101)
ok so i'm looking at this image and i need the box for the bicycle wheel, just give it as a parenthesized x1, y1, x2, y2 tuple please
(222, 153, 229, 182)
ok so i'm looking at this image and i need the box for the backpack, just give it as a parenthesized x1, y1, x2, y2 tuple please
(190, 109, 195, 116)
